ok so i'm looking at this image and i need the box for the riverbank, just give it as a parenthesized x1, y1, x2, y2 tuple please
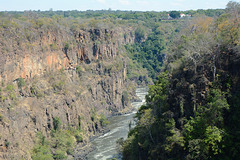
(85, 87, 148, 160)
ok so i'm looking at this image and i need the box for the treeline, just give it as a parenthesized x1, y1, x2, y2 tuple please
(1, 8, 225, 21)
(0, 6, 226, 60)
(122, 1, 240, 160)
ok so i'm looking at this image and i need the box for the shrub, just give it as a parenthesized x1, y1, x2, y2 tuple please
(32, 145, 53, 160)
(53, 150, 67, 160)
(17, 77, 25, 89)
(30, 85, 44, 98)
(90, 108, 96, 121)
(124, 33, 128, 40)
(135, 26, 145, 42)
(53, 117, 61, 131)
(76, 66, 82, 77)
(75, 134, 83, 143)
(67, 126, 83, 143)
(5, 141, 10, 148)
(50, 43, 57, 51)
(9, 92, 16, 100)
(78, 116, 81, 130)
(0, 114, 3, 121)
(64, 42, 69, 51)
(0, 94, 7, 102)
(99, 114, 109, 127)
(6, 85, 14, 91)
(122, 91, 129, 107)
(32, 127, 80, 159)
(52, 80, 65, 91)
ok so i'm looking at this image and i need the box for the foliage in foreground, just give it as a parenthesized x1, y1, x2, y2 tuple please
(123, 73, 231, 159)
(32, 120, 83, 160)
(122, 1, 240, 160)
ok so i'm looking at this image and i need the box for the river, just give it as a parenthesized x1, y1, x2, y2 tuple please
(86, 87, 148, 160)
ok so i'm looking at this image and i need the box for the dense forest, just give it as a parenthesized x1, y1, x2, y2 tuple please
(122, 1, 240, 160)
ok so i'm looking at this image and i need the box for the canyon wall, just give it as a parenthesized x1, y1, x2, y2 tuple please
(0, 25, 136, 159)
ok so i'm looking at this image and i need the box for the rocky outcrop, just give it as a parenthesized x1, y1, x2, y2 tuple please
(0, 27, 135, 82)
(0, 24, 136, 159)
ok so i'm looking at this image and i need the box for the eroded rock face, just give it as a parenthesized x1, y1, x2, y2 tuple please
(0, 27, 135, 82)
(0, 27, 136, 159)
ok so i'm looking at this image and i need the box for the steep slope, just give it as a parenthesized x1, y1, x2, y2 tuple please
(0, 17, 138, 159)
(122, 2, 240, 159)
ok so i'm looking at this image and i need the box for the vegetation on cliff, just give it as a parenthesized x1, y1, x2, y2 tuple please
(122, 1, 240, 159)
(0, 11, 136, 159)
(0, 1, 236, 160)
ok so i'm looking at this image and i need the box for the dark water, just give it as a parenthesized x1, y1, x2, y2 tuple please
(86, 87, 148, 160)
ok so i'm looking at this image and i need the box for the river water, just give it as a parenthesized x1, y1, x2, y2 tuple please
(86, 87, 148, 160)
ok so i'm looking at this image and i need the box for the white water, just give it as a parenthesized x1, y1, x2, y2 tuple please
(86, 87, 148, 160)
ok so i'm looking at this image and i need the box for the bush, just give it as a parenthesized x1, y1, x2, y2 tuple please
(75, 134, 83, 143)
(99, 114, 109, 127)
(64, 42, 69, 51)
(67, 126, 83, 143)
(17, 77, 25, 89)
(52, 80, 65, 91)
(6, 85, 14, 91)
(5, 141, 10, 148)
(53, 117, 61, 131)
(30, 85, 44, 98)
(122, 91, 129, 107)
(50, 43, 57, 51)
(90, 108, 96, 121)
(135, 26, 145, 43)
(53, 150, 67, 160)
(124, 33, 128, 40)
(6, 84, 16, 100)
(78, 116, 81, 130)
(51, 130, 74, 154)
(76, 66, 82, 77)
(32, 145, 53, 160)
(0, 114, 3, 121)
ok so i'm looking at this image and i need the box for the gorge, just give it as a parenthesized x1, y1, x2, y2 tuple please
(86, 87, 148, 160)
(0, 2, 240, 159)
(0, 17, 144, 159)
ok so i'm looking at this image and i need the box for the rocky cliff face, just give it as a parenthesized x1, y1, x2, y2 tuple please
(0, 26, 134, 82)
(0, 25, 136, 159)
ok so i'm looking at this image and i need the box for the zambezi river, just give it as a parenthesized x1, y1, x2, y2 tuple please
(86, 87, 148, 160)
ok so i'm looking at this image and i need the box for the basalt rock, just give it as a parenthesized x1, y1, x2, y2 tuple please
(0, 25, 136, 159)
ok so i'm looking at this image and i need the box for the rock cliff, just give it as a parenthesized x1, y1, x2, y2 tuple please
(0, 22, 137, 159)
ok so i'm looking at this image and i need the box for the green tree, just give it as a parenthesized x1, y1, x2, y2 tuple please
(17, 77, 25, 89)
(122, 91, 129, 107)
(135, 26, 145, 43)
(184, 89, 229, 159)
(224, 89, 240, 158)
(76, 65, 82, 77)
(126, 28, 166, 79)
(99, 114, 109, 127)
(32, 145, 53, 160)
(169, 11, 180, 19)
(53, 117, 61, 131)
(123, 72, 184, 160)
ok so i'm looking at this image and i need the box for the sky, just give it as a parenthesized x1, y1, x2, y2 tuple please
(0, 0, 235, 12)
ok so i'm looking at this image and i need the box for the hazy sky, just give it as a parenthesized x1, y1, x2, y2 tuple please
(0, 0, 234, 11)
